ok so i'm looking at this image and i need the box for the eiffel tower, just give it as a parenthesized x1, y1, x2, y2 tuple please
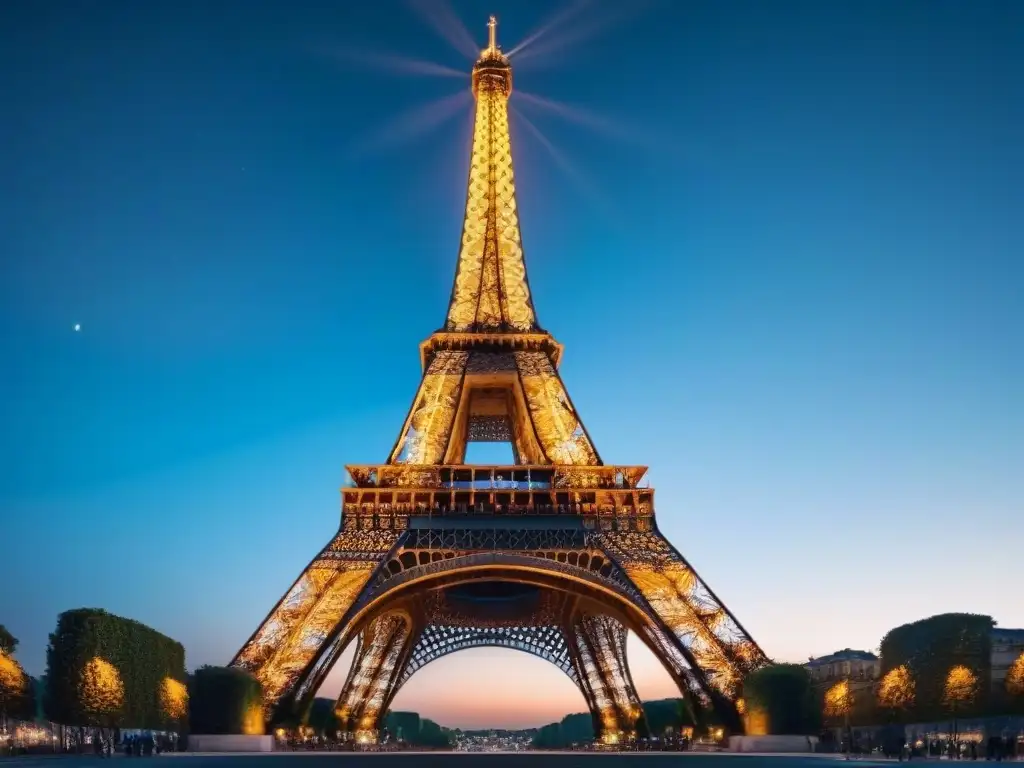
(232, 16, 768, 744)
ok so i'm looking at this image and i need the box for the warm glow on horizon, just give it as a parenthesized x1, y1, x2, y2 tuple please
(316, 633, 680, 730)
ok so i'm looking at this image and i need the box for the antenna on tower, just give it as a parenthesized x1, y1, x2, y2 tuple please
(487, 15, 498, 52)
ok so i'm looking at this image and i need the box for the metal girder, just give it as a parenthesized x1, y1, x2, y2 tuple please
(597, 531, 769, 700)
(399, 624, 578, 686)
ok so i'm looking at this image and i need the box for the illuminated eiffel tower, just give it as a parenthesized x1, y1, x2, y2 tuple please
(232, 16, 767, 744)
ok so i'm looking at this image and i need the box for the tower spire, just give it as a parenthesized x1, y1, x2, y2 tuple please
(445, 16, 537, 333)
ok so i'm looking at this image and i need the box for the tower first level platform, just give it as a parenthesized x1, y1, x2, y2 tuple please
(342, 464, 655, 533)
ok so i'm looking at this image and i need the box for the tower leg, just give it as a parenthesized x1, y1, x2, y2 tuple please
(230, 529, 400, 715)
(335, 612, 416, 743)
(597, 530, 769, 731)
(567, 613, 644, 745)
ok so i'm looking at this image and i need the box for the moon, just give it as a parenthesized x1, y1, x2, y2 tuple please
(74, 323, 81, 332)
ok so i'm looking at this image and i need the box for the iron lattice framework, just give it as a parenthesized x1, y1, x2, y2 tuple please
(231, 16, 768, 744)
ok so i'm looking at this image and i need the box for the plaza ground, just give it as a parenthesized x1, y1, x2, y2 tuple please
(0, 754, 908, 768)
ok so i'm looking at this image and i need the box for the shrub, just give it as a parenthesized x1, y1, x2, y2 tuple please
(43, 608, 187, 730)
(188, 666, 264, 735)
(742, 663, 820, 735)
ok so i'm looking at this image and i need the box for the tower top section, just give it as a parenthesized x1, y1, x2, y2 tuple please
(440, 13, 537, 340)
(472, 15, 511, 98)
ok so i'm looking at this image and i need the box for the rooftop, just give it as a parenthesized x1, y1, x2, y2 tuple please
(992, 627, 1024, 639)
(806, 648, 879, 665)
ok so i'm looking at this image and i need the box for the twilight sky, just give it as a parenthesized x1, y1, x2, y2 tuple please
(2, 0, 1022, 731)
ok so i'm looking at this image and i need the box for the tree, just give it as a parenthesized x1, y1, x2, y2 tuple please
(877, 665, 916, 720)
(416, 718, 450, 748)
(1006, 653, 1024, 699)
(187, 666, 264, 735)
(160, 677, 188, 723)
(642, 698, 691, 736)
(944, 665, 979, 709)
(741, 664, 820, 735)
(532, 722, 562, 748)
(385, 711, 420, 743)
(304, 697, 340, 736)
(0, 649, 31, 731)
(79, 657, 125, 728)
(0, 625, 17, 655)
(943, 664, 978, 743)
(559, 712, 594, 745)
(823, 680, 854, 723)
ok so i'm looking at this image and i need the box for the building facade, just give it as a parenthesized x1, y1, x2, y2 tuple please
(805, 649, 881, 685)
(991, 627, 1024, 693)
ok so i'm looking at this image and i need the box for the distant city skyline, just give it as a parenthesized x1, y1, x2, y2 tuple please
(2, 0, 1022, 731)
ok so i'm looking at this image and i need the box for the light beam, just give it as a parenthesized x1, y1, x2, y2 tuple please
(320, 46, 465, 79)
(511, 106, 619, 225)
(345, 91, 472, 159)
(511, 1, 655, 69)
(406, 0, 479, 60)
(515, 91, 627, 139)
(505, 0, 592, 59)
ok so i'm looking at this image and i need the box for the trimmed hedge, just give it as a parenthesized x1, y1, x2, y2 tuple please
(742, 663, 820, 735)
(188, 666, 264, 735)
(43, 608, 187, 730)
(879, 613, 993, 721)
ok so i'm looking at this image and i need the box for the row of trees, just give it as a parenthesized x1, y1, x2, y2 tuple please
(382, 711, 451, 747)
(279, 701, 452, 746)
(1, 611, 188, 736)
(741, 613, 1024, 736)
(532, 698, 696, 748)
(3, 612, 458, 746)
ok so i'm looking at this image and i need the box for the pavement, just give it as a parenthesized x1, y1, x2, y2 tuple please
(0, 754, 908, 768)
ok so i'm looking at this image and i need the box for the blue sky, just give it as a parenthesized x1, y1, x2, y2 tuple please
(1, 0, 1022, 729)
